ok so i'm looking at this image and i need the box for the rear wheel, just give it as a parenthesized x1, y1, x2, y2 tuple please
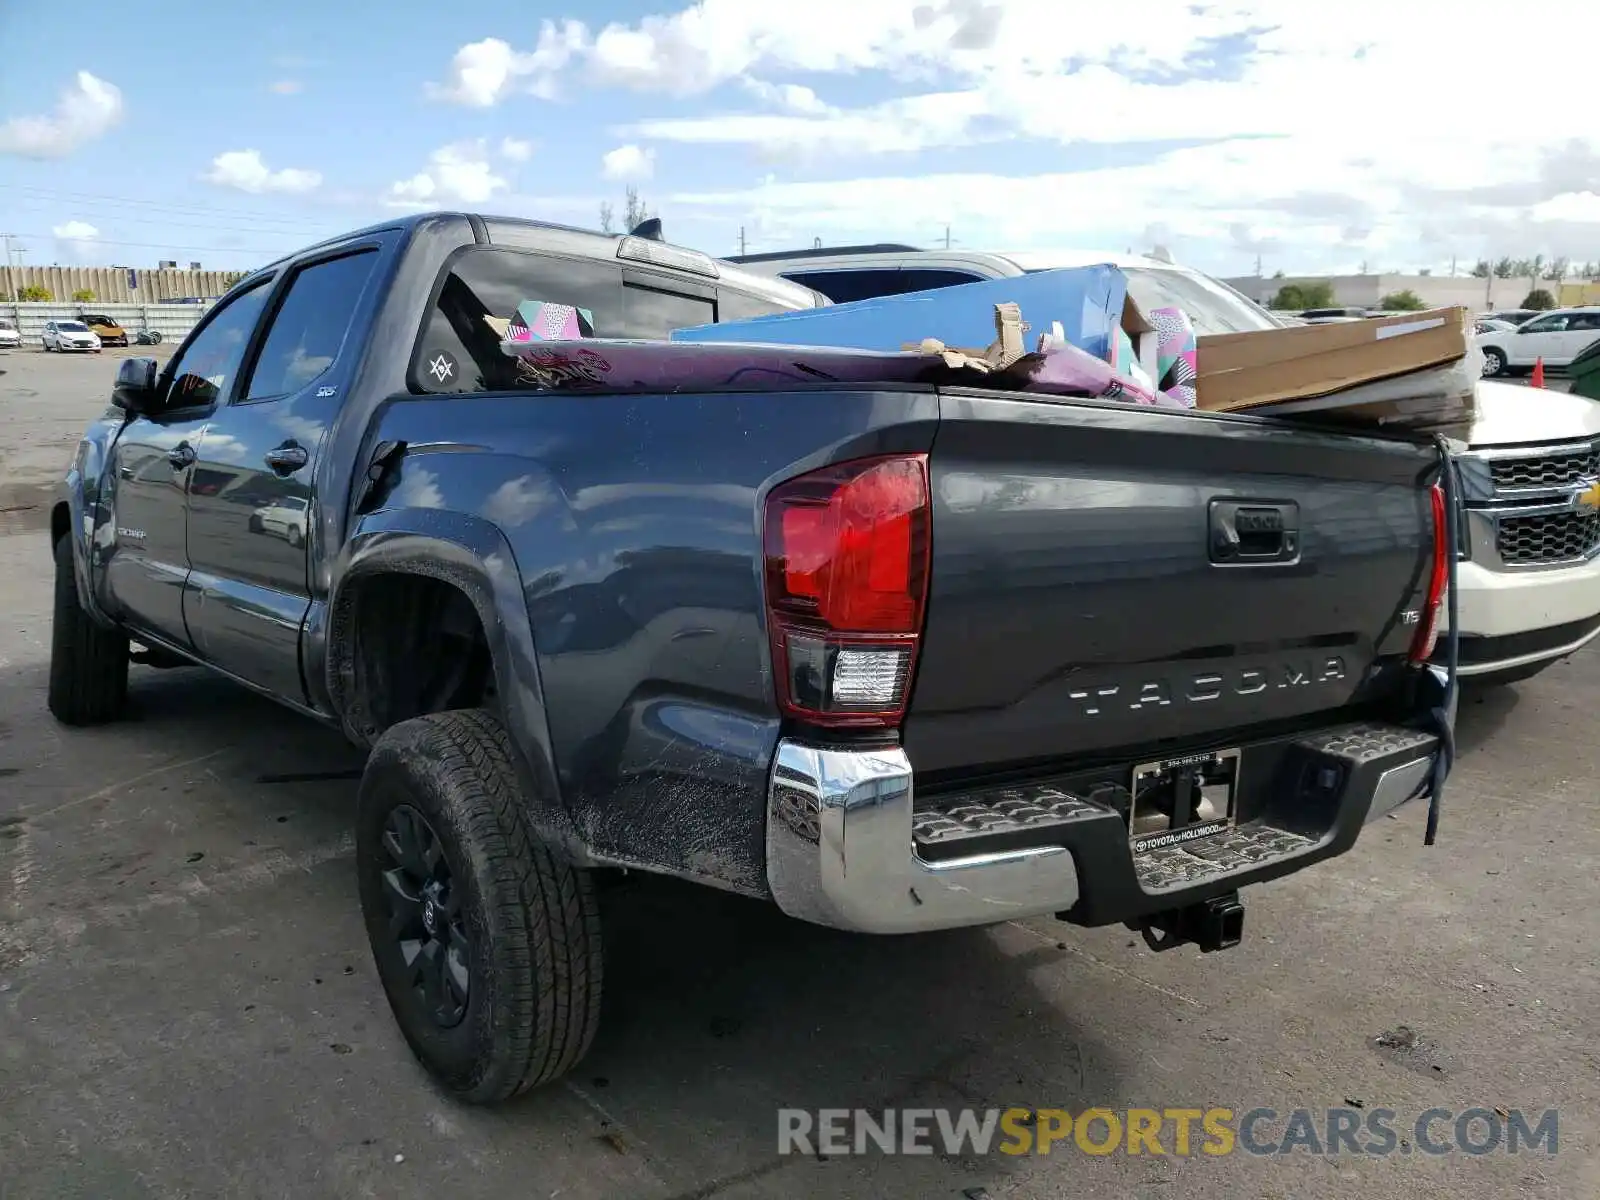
(1481, 347, 1506, 377)
(48, 536, 129, 725)
(356, 709, 603, 1104)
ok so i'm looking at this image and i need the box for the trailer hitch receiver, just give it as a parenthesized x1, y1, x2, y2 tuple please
(1137, 891, 1244, 953)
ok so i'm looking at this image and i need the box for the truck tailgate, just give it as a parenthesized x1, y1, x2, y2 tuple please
(904, 392, 1438, 776)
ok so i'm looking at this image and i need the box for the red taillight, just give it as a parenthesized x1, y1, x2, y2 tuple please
(1409, 482, 1449, 664)
(763, 454, 931, 728)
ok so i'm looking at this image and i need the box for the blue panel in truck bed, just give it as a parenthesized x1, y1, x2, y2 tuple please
(671, 265, 1128, 363)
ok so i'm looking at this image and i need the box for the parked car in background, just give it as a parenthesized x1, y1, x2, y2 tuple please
(1475, 318, 1518, 335)
(728, 244, 1291, 336)
(41, 320, 101, 353)
(1475, 306, 1600, 377)
(82, 314, 130, 347)
(734, 244, 1600, 687)
(0, 319, 20, 349)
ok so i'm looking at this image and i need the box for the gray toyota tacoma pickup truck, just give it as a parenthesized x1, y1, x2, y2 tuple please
(49, 212, 1457, 1104)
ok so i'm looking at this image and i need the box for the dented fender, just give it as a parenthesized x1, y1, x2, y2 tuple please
(316, 508, 583, 858)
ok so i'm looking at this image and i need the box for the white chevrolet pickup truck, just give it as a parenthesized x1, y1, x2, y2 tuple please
(1448, 381, 1600, 683)
(728, 245, 1600, 686)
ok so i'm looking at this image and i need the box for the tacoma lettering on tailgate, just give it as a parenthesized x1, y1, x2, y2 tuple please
(1068, 657, 1349, 717)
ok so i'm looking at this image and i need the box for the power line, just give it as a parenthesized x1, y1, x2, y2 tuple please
(0, 183, 328, 228)
(4, 229, 293, 256)
(0, 199, 333, 241)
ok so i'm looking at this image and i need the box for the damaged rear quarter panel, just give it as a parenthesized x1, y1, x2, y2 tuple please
(352, 386, 937, 895)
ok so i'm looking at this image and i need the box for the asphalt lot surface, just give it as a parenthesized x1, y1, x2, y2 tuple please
(1, 348, 1597, 1199)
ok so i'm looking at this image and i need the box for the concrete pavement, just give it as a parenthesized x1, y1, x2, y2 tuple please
(1, 346, 1597, 1200)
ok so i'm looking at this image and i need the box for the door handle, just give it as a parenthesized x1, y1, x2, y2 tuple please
(167, 442, 197, 471)
(1209, 500, 1300, 565)
(264, 442, 309, 475)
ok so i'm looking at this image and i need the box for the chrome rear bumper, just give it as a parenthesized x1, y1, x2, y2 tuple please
(766, 716, 1445, 935)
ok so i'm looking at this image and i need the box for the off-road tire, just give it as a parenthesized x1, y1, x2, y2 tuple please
(356, 709, 603, 1104)
(48, 535, 129, 725)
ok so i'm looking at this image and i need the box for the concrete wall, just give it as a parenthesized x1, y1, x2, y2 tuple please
(1, 263, 245, 304)
(1223, 273, 1600, 312)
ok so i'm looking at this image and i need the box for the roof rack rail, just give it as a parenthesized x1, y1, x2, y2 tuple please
(725, 243, 925, 264)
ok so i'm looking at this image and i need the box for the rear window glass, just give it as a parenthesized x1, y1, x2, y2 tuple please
(417, 247, 759, 393)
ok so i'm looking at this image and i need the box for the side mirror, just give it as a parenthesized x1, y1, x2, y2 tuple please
(112, 356, 160, 414)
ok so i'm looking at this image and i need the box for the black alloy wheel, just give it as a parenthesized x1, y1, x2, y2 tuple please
(378, 804, 471, 1029)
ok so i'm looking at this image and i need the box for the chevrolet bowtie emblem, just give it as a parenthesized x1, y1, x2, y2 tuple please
(1579, 480, 1600, 514)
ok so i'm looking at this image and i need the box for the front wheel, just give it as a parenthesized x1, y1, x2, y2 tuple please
(356, 709, 604, 1104)
(48, 536, 129, 725)
(1481, 347, 1507, 377)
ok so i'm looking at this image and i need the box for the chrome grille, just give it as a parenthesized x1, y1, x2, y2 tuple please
(1496, 511, 1600, 565)
(1490, 445, 1600, 491)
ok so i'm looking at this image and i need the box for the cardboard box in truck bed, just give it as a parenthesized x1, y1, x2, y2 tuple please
(1195, 307, 1470, 411)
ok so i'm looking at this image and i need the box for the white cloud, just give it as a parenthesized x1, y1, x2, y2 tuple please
(0, 71, 123, 158)
(601, 143, 654, 181)
(426, 26, 589, 106)
(500, 136, 534, 162)
(434, 1, 1600, 272)
(269, 79, 303, 95)
(203, 149, 322, 194)
(741, 79, 832, 116)
(52, 220, 101, 259)
(387, 140, 509, 208)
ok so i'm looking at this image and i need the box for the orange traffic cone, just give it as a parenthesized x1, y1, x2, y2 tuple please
(1531, 358, 1546, 388)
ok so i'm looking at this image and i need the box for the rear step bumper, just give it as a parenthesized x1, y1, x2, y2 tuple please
(766, 721, 1441, 935)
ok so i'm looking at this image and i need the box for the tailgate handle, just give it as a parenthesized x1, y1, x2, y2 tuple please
(1209, 500, 1299, 565)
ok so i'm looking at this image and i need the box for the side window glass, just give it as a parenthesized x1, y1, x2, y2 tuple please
(415, 248, 623, 393)
(164, 282, 272, 409)
(780, 269, 893, 303)
(719, 288, 799, 322)
(1567, 313, 1600, 331)
(1523, 315, 1567, 334)
(898, 269, 987, 291)
(244, 250, 378, 400)
(620, 283, 715, 337)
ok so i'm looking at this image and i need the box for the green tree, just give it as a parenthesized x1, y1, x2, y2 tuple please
(1270, 280, 1337, 310)
(1469, 259, 1491, 278)
(1378, 289, 1428, 311)
(598, 187, 655, 235)
(1493, 257, 1516, 279)
(1543, 256, 1569, 281)
(1521, 288, 1557, 310)
(71, 288, 95, 302)
(18, 284, 51, 301)
(623, 185, 653, 230)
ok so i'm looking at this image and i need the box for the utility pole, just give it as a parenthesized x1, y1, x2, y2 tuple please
(738, 226, 746, 256)
(1254, 253, 1262, 277)
(1449, 255, 1457, 277)
(943, 224, 952, 250)
(0, 234, 16, 302)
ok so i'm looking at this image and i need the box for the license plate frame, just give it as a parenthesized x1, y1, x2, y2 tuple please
(1128, 748, 1242, 853)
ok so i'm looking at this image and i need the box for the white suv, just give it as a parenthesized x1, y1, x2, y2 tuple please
(1476, 307, 1600, 378)
(730, 246, 1600, 685)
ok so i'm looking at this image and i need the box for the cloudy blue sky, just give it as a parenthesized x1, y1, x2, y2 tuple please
(3, 0, 1598, 278)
